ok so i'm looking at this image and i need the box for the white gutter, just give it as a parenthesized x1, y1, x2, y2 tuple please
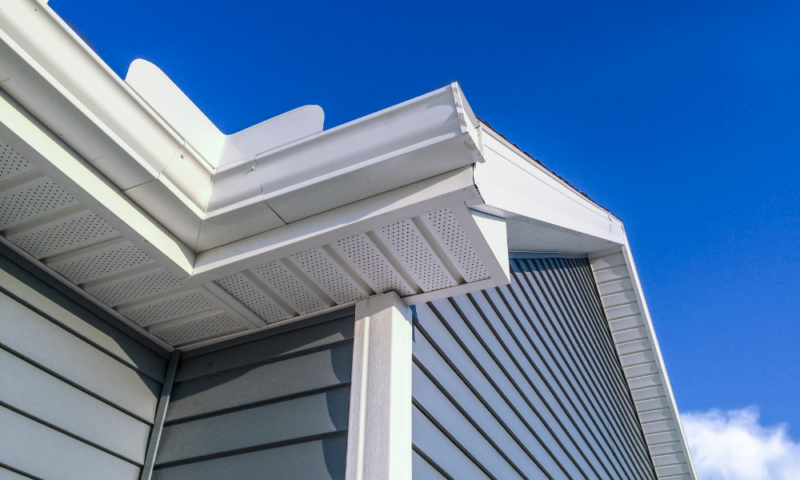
(0, 0, 483, 254)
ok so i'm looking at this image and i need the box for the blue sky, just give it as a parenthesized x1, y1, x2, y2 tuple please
(55, 0, 799, 440)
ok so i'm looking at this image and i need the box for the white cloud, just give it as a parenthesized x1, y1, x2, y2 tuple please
(682, 407, 800, 480)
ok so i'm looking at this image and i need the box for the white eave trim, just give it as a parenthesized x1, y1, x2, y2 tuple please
(0, 0, 483, 253)
(589, 241, 698, 480)
(474, 125, 625, 245)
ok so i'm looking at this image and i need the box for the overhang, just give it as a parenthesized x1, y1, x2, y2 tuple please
(0, 3, 695, 478)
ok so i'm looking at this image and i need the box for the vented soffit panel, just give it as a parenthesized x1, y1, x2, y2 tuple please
(0, 127, 510, 349)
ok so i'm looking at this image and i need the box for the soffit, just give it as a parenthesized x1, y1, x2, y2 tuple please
(0, 135, 509, 349)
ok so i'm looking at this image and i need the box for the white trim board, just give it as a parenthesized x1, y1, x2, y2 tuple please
(346, 293, 413, 480)
(589, 243, 697, 480)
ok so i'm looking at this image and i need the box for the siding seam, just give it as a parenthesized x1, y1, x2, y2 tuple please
(0, 285, 166, 384)
(0, 401, 143, 467)
(151, 431, 348, 471)
(0, 343, 154, 425)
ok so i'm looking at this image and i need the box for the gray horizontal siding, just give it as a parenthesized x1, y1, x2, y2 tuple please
(0, 249, 168, 479)
(153, 311, 354, 480)
(0, 348, 150, 463)
(0, 467, 31, 480)
(0, 406, 141, 480)
(412, 256, 657, 479)
(0, 291, 161, 422)
(152, 436, 348, 480)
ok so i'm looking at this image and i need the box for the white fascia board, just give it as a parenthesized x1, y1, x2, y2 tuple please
(589, 238, 698, 480)
(0, 90, 195, 278)
(185, 166, 482, 286)
(474, 126, 625, 245)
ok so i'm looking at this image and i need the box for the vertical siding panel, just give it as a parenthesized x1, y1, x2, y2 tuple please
(510, 261, 642, 479)
(531, 258, 653, 475)
(560, 258, 655, 472)
(0, 349, 150, 463)
(413, 256, 656, 480)
(0, 467, 31, 480)
(412, 450, 450, 480)
(469, 290, 613, 479)
(495, 282, 631, 478)
(0, 406, 141, 480)
(413, 303, 560, 479)
(486, 286, 624, 479)
(451, 294, 594, 480)
(412, 315, 550, 479)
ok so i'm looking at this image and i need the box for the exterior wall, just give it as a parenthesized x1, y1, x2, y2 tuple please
(411, 255, 657, 479)
(0, 245, 169, 480)
(152, 309, 355, 480)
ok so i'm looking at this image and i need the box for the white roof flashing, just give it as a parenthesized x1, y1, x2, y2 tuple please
(125, 59, 327, 170)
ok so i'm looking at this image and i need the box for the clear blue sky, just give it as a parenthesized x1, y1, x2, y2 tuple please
(54, 0, 799, 434)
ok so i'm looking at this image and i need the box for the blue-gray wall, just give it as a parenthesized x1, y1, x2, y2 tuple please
(0, 245, 169, 480)
(411, 256, 657, 480)
(152, 309, 355, 480)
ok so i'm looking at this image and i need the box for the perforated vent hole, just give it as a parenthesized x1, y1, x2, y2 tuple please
(290, 249, 364, 304)
(121, 292, 216, 327)
(0, 144, 35, 180)
(9, 212, 119, 259)
(153, 313, 243, 346)
(334, 234, 414, 296)
(252, 261, 325, 315)
(215, 274, 288, 324)
(86, 268, 181, 307)
(425, 208, 488, 282)
(0, 177, 78, 230)
(52, 243, 154, 284)
(380, 219, 454, 292)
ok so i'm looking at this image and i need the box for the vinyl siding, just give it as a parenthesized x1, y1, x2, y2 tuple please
(589, 248, 696, 480)
(0, 246, 168, 480)
(152, 309, 355, 480)
(412, 256, 657, 479)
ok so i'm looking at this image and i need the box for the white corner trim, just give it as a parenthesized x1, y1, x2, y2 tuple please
(346, 292, 413, 480)
(589, 240, 697, 480)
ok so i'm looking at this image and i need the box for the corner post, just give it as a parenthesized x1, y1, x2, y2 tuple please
(345, 292, 413, 480)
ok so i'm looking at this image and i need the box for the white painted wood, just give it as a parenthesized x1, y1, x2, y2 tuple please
(125, 60, 326, 169)
(346, 292, 412, 480)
